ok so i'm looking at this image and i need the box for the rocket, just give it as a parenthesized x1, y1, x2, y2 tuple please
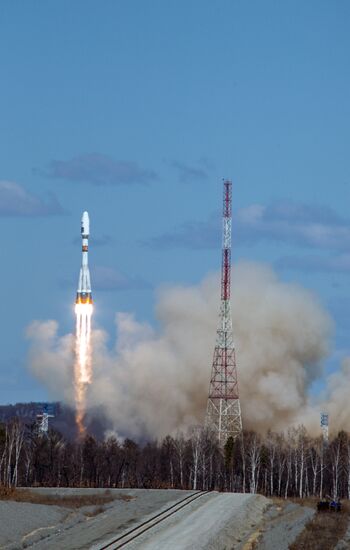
(76, 211, 93, 305)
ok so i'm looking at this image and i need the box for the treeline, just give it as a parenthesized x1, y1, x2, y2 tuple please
(1, 420, 350, 499)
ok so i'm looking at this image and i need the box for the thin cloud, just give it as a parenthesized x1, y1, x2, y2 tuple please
(146, 200, 350, 252)
(146, 213, 220, 250)
(0, 181, 64, 217)
(276, 253, 350, 273)
(36, 153, 158, 186)
(235, 201, 350, 249)
(92, 266, 151, 291)
(170, 160, 210, 183)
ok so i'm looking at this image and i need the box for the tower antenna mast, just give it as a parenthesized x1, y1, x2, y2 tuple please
(321, 412, 329, 444)
(205, 180, 243, 444)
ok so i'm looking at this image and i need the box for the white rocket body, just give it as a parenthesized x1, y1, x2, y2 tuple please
(76, 211, 92, 304)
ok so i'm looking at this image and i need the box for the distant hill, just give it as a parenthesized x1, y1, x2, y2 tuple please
(0, 402, 109, 440)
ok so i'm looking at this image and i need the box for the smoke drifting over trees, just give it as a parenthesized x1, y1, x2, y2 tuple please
(27, 262, 338, 439)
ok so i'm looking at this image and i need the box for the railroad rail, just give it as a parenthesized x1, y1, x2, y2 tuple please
(98, 490, 210, 549)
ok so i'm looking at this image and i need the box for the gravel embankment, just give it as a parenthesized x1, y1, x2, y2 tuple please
(0, 500, 72, 549)
(335, 520, 350, 549)
(256, 501, 315, 550)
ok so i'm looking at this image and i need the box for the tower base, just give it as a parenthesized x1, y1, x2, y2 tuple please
(206, 397, 242, 445)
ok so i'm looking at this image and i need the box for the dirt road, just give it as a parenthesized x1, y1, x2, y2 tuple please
(0, 488, 314, 549)
(114, 492, 268, 550)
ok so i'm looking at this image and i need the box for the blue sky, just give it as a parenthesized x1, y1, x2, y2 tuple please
(0, 0, 349, 403)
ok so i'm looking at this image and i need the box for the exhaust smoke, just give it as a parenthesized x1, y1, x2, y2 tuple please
(27, 262, 337, 439)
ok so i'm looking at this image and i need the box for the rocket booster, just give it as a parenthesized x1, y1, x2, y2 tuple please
(76, 211, 92, 305)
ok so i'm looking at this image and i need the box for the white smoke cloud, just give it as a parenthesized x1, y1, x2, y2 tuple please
(322, 358, 350, 433)
(26, 261, 335, 438)
(26, 320, 75, 403)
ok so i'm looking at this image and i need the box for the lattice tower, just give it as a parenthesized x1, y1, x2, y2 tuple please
(37, 405, 54, 436)
(205, 180, 243, 445)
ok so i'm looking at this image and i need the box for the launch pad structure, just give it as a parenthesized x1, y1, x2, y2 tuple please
(321, 412, 329, 444)
(205, 180, 243, 445)
(36, 404, 55, 435)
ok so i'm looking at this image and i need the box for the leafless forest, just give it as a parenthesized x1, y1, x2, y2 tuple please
(1, 420, 350, 501)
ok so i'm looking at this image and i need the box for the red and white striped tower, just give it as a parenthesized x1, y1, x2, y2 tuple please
(205, 180, 243, 444)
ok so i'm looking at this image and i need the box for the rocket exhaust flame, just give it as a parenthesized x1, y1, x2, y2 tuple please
(75, 303, 93, 384)
(74, 303, 92, 436)
(74, 211, 93, 437)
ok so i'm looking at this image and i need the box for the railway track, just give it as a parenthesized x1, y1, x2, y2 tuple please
(98, 490, 210, 549)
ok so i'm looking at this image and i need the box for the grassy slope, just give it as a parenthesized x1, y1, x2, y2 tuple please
(289, 499, 349, 550)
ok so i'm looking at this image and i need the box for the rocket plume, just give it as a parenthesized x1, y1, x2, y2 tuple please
(74, 211, 93, 437)
(74, 303, 93, 436)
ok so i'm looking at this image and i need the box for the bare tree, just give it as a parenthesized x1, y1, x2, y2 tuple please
(246, 432, 261, 494)
(330, 434, 343, 499)
(173, 432, 187, 489)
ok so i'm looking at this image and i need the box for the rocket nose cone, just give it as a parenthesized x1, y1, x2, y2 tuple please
(81, 211, 90, 236)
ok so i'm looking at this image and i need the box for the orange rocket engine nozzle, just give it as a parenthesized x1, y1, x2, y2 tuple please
(75, 292, 93, 305)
